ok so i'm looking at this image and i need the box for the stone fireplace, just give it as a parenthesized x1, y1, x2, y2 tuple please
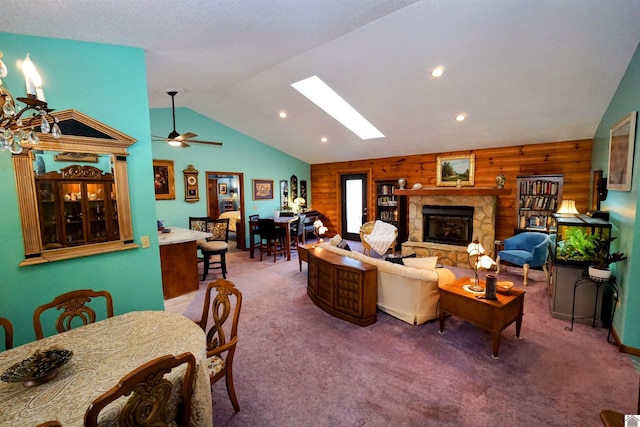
(422, 205, 474, 246)
(402, 194, 498, 267)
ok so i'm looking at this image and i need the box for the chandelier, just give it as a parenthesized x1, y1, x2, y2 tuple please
(0, 51, 61, 155)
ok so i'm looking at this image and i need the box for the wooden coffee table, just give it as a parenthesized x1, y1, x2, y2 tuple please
(438, 276, 525, 359)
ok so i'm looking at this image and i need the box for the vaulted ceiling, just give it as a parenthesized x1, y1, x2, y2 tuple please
(3, 0, 640, 163)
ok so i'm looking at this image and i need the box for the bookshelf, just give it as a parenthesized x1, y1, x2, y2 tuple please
(375, 180, 407, 246)
(515, 174, 563, 233)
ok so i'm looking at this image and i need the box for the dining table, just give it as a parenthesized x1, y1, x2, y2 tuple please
(249, 216, 298, 261)
(0, 310, 212, 426)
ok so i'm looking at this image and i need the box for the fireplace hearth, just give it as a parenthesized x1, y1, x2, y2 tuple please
(422, 205, 474, 246)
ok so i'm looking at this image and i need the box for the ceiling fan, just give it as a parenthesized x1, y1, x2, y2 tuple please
(152, 90, 223, 148)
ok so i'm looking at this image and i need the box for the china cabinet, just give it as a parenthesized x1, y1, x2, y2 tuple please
(36, 165, 119, 248)
(12, 109, 137, 266)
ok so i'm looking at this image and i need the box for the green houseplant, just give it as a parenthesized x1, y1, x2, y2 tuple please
(556, 228, 626, 279)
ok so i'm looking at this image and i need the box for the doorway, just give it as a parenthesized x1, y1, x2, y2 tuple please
(340, 173, 368, 241)
(206, 171, 245, 249)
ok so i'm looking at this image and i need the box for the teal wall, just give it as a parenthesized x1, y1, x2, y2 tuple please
(592, 41, 640, 348)
(0, 33, 164, 346)
(150, 107, 310, 247)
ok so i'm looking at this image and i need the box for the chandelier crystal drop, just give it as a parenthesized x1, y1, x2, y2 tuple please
(0, 51, 61, 155)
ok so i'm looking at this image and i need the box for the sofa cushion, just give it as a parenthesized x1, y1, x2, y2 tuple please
(385, 253, 416, 265)
(402, 256, 438, 270)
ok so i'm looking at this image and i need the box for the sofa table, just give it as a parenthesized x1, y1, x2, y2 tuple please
(301, 245, 377, 326)
(438, 276, 525, 359)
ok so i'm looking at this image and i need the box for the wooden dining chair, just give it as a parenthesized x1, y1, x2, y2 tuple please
(0, 317, 13, 350)
(200, 218, 230, 280)
(84, 352, 196, 427)
(33, 289, 114, 340)
(197, 279, 243, 412)
(257, 218, 286, 262)
(290, 213, 306, 249)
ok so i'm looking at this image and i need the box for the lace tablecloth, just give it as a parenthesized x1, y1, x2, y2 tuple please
(0, 310, 212, 426)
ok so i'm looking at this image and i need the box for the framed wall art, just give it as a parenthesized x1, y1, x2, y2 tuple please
(253, 179, 274, 200)
(607, 111, 637, 191)
(183, 164, 199, 203)
(436, 154, 475, 187)
(218, 183, 228, 194)
(153, 159, 175, 200)
(280, 179, 289, 209)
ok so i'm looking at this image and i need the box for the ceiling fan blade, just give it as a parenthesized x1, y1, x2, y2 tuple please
(185, 139, 223, 146)
(179, 132, 198, 140)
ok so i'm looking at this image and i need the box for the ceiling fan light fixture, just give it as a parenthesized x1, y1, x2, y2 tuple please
(168, 139, 183, 147)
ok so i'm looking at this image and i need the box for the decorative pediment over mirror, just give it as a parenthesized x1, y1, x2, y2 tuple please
(12, 109, 138, 266)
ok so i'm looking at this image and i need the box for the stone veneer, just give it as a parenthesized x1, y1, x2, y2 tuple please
(401, 195, 497, 267)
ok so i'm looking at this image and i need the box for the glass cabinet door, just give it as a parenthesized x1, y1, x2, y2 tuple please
(37, 181, 61, 248)
(86, 182, 108, 242)
(60, 182, 85, 245)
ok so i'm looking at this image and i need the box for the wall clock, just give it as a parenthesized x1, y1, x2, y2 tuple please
(183, 164, 199, 203)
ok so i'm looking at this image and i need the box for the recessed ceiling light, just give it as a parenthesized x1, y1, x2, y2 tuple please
(291, 75, 384, 140)
(455, 114, 467, 121)
(321, 137, 328, 143)
(431, 66, 445, 78)
(279, 111, 287, 118)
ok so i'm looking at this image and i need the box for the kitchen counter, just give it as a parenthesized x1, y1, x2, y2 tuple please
(158, 226, 212, 299)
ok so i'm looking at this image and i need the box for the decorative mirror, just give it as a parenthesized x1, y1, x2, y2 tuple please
(280, 180, 289, 210)
(290, 175, 298, 200)
(13, 109, 138, 266)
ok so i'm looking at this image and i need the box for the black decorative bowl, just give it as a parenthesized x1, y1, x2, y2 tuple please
(1, 349, 73, 387)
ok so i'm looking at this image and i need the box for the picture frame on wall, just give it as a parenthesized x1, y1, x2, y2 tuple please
(436, 154, 475, 186)
(607, 111, 637, 191)
(253, 179, 274, 200)
(219, 183, 228, 194)
(153, 159, 175, 200)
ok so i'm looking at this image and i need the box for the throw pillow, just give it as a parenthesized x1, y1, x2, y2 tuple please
(329, 234, 342, 246)
(337, 240, 351, 251)
(384, 253, 416, 265)
(403, 256, 438, 270)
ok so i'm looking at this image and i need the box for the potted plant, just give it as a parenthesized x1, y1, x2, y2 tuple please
(585, 235, 626, 280)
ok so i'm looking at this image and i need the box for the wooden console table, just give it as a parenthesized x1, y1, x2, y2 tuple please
(301, 246, 377, 326)
(439, 276, 525, 358)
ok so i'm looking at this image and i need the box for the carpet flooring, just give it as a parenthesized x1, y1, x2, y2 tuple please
(183, 242, 638, 426)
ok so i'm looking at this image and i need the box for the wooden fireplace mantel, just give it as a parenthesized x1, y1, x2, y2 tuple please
(395, 187, 510, 197)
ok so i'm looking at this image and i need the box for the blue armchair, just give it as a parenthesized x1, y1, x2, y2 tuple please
(496, 232, 550, 285)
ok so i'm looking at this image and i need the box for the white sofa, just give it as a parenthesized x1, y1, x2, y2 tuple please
(316, 242, 456, 325)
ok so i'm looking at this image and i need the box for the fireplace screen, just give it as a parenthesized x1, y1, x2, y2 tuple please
(423, 205, 474, 246)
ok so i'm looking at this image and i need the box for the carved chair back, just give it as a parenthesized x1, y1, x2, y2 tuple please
(33, 289, 114, 340)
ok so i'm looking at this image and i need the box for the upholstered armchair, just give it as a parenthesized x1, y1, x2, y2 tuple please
(496, 231, 550, 285)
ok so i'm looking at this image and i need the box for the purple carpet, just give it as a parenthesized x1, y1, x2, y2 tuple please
(185, 243, 638, 426)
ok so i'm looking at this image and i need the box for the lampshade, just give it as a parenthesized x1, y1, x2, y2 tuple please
(556, 200, 579, 215)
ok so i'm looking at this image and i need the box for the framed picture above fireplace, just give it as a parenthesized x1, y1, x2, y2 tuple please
(436, 154, 475, 187)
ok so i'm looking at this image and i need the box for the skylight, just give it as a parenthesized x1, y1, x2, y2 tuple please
(291, 75, 384, 140)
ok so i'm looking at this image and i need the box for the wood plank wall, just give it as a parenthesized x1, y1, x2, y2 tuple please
(310, 139, 593, 242)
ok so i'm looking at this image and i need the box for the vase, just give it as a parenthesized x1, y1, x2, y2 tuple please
(496, 174, 506, 189)
(588, 266, 611, 281)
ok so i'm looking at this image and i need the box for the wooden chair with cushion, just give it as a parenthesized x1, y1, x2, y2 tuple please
(200, 218, 230, 280)
(1, 317, 13, 350)
(249, 214, 261, 248)
(290, 213, 306, 249)
(33, 289, 114, 340)
(257, 218, 286, 262)
(84, 352, 196, 427)
(197, 279, 243, 412)
(359, 220, 397, 256)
